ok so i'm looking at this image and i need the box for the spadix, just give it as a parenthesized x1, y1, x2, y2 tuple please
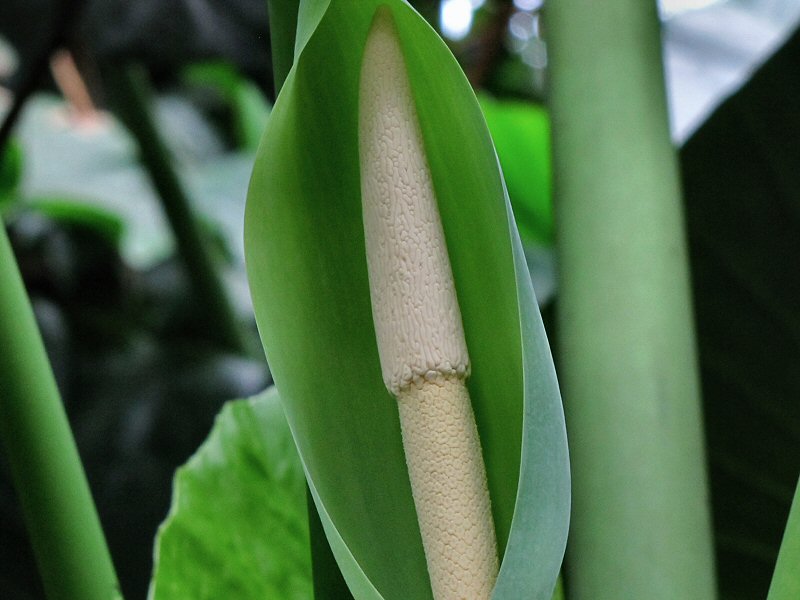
(359, 8, 499, 599)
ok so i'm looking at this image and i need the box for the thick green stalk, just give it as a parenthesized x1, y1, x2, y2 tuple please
(105, 65, 248, 354)
(547, 1, 716, 598)
(768, 477, 800, 599)
(0, 224, 121, 600)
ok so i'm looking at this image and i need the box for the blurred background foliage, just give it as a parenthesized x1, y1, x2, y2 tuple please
(0, 0, 799, 598)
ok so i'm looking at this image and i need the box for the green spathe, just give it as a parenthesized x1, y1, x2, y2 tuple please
(245, 1, 569, 598)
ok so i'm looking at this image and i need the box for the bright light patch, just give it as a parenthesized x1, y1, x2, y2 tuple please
(509, 11, 538, 41)
(441, 0, 474, 41)
(659, 0, 725, 18)
(513, 0, 543, 11)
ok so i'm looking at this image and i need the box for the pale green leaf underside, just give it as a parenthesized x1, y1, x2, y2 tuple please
(245, 1, 569, 598)
(148, 389, 311, 600)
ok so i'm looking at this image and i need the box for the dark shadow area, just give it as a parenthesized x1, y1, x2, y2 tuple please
(681, 26, 800, 599)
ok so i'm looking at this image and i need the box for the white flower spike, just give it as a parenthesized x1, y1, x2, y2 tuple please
(359, 7, 499, 600)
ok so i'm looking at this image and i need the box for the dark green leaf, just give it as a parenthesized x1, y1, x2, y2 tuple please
(680, 25, 800, 599)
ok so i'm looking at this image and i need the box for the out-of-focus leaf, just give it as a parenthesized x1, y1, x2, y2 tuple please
(679, 24, 800, 600)
(232, 83, 271, 150)
(0, 140, 23, 210)
(183, 61, 271, 150)
(245, 1, 569, 599)
(25, 197, 125, 245)
(15, 95, 253, 272)
(479, 95, 552, 246)
(149, 387, 311, 600)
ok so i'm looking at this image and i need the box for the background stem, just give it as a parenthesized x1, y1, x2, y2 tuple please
(0, 224, 122, 600)
(547, 1, 716, 597)
(104, 64, 248, 354)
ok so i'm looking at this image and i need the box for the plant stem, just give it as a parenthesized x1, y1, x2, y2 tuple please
(306, 487, 353, 600)
(547, 1, 716, 598)
(767, 476, 800, 599)
(0, 224, 122, 600)
(104, 65, 248, 354)
(268, 0, 301, 94)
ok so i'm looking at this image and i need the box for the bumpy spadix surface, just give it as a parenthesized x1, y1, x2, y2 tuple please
(359, 9, 470, 396)
(359, 8, 498, 599)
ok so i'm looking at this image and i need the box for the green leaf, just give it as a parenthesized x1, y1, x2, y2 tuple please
(245, 1, 569, 599)
(0, 139, 23, 211)
(478, 95, 553, 246)
(182, 61, 271, 151)
(25, 197, 125, 246)
(149, 388, 311, 600)
(768, 478, 800, 600)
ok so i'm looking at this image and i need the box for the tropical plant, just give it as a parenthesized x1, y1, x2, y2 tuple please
(2, 1, 800, 599)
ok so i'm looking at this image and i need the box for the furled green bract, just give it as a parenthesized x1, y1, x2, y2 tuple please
(244, 1, 569, 598)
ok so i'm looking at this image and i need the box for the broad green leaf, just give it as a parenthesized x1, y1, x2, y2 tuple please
(245, 1, 569, 599)
(479, 96, 553, 246)
(149, 388, 311, 600)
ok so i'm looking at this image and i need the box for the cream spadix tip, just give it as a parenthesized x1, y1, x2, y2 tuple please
(359, 6, 470, 396)
(359, 8, 499, 600)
